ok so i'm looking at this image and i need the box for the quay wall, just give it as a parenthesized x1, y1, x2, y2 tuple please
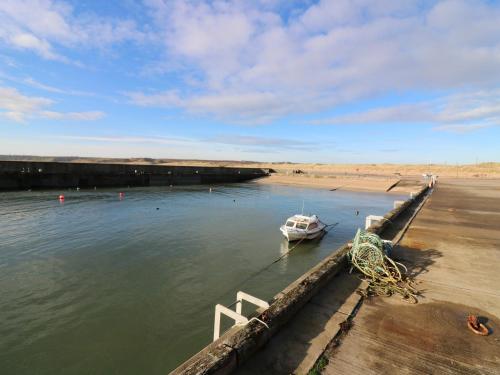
(171, 184, 429, 374)
(0, 161, 268, 190)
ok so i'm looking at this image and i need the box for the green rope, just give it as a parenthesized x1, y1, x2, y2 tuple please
(348, 229, 418, 303)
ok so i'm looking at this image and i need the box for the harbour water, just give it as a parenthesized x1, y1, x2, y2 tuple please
(0, 183, 405, 374)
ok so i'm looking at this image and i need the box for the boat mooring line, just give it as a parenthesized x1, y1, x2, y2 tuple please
(324, 222, 340, 233)
(224, 223, 340, 297)
(189, 222, 342, 321)
(271, 222, 338, 265)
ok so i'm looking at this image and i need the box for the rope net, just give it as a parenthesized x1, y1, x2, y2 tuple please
(348, 229, 418, 303)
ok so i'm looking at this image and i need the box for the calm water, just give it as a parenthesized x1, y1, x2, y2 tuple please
(0, 183, 405, 374)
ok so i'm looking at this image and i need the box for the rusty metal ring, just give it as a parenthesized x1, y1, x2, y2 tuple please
(467, 321, 489, 336)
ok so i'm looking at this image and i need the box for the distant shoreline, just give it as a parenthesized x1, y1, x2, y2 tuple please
(1, 155, 499, 179)
(254, 174, 422, 194)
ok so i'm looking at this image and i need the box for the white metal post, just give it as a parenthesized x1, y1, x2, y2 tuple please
(235, 291, 270, 315)
(393, 200, 405, 209)
(213, 304, 248, 341)
(365, 215, 384, 230)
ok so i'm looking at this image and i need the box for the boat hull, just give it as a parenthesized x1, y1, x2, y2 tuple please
(280, 224, 326, 242)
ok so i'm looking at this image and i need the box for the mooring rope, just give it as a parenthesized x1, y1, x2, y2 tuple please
(324, 222, 340, 232)
(348, 229, 419, 303)
(268, 222, 339, 265)
(193, 222, 341, 318)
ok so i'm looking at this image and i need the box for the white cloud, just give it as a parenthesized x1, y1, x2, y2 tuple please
(311, 103, 433, 125)
(435, 90, 500, 123)
(188, 93, 282, 118)
(58, 133, 315, 152)
(432, 123, 496, 133)
(127, 89, 325, 124)
(2, 0, 500, 126)
(21, 77, 110, 100)
(59, 135, 193, 146)
(135, 0, 500, 123)
(209, 134, 314, 150)
(126, 90, 181, 107)
(0, 86, 52, 122)
(310, 88, 500, 133)
(9, 32, 66, 62)
(40, 110, 105, 121)
(0, 86, 104, 122)
(0, 0, 148, 63)
(23, 77, 65, 93)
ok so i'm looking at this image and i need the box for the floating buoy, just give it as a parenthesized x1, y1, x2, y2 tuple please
(209, 187, 212, 192)
(119, 192, 124, 199)
(59, 194, 65, 201)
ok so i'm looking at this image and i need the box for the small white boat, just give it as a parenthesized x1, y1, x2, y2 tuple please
(280, 214, 327, 242)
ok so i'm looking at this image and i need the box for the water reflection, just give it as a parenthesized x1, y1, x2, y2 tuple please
(278, 240, 290, 271)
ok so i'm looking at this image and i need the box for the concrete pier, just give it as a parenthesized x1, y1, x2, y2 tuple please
(0, 161, 268, 190)
(323, 179, 500, 374)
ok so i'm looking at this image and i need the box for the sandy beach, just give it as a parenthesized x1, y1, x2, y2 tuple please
(255, 174, 396, 192)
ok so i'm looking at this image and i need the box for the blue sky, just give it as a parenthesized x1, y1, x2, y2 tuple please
(0, 0, 499, 163)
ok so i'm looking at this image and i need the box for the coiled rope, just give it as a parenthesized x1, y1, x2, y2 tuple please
(348, 229, 418, 303)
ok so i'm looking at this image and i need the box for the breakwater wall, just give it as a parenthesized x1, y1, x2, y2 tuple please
(0, 161, 269, 190)
(172, 185, 429, 374)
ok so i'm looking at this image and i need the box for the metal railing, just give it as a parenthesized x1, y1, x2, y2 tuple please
(213, 291, 269, 341)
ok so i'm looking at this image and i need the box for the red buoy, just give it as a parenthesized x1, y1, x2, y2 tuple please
(59, 194, 65, 201)
(119, 192, 124, 199)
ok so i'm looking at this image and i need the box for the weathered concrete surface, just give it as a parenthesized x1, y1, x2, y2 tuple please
(0, 161, 267, 190)
(235, 274, 364, 374)
(324, 179, 500, 374)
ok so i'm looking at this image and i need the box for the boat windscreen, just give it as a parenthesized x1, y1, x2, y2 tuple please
(308, 222, 318, 230)
(296, 223, 307, 230)
(286, 221, 295, 227)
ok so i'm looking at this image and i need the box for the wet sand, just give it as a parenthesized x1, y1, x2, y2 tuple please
(255, 173, 423, 194)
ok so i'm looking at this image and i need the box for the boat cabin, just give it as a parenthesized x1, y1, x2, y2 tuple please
(285, 215, 320, 231)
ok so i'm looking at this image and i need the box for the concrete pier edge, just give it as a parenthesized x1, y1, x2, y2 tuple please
(171, 185, 429, 374)
(0, 161, 269, 190)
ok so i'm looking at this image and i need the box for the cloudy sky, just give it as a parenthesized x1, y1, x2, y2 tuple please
(1, 0, 499, 163)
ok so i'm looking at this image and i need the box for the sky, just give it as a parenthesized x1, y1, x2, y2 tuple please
(0, 0, 499, 164)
